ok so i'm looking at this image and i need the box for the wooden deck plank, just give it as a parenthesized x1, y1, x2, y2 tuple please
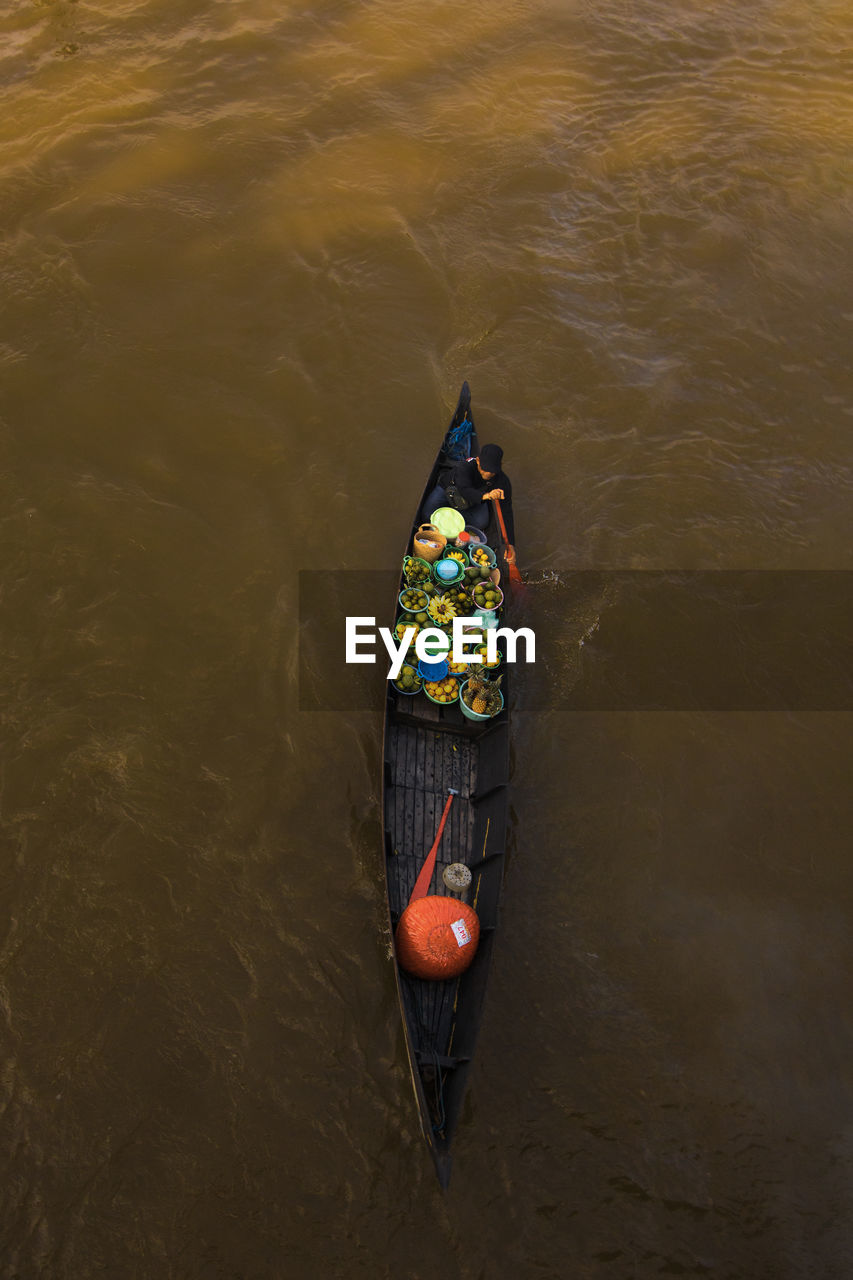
(385, 720, 484, 910)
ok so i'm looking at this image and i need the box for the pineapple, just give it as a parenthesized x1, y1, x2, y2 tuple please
(465, 666, 503, 717)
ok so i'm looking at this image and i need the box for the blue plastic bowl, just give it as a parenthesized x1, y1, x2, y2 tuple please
(433, 557, 463, 584)
(417, 657, 449, 681)
(467, 543, 496, 568)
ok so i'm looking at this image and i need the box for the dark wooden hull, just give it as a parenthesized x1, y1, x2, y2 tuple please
(381, 382, 512, 1188)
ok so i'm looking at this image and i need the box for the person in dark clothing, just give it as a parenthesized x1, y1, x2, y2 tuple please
(422, 443, 515, 548)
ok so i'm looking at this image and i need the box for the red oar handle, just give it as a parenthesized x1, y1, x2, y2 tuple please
(493, 496, 510, 544)
(492, 498, 524, 591)
(409, 791, 456, 903)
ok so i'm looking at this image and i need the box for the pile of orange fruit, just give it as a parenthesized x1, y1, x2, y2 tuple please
(423, 677, 459, 703)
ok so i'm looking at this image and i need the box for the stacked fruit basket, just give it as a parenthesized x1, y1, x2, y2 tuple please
(391, 535, 504, 719)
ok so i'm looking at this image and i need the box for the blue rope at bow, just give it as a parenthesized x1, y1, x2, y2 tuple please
(445, 417, 473, 462)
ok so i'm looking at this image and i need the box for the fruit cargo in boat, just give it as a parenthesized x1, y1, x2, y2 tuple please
(380, 381, 515, 1189)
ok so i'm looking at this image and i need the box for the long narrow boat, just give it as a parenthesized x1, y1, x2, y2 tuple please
(381, 381, 513, 1188)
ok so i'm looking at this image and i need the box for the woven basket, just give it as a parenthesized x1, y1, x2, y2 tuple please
(413, 523, 447, 564)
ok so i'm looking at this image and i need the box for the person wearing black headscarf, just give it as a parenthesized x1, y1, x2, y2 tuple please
(421, 443, 514, 544)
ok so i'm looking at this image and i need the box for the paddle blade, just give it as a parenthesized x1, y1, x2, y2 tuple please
(506, 555, 526, 595)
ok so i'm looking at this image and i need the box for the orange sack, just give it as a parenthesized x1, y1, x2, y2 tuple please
(395, 896, 480, 980)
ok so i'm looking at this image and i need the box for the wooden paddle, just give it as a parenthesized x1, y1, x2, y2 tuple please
(409, 788, 458, 904)
(492, 497, 525, 594)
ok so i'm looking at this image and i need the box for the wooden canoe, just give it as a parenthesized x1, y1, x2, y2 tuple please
(381, 381, 513, 1188)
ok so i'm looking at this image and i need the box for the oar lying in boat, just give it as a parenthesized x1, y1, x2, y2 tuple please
(409, 788, 459, 904)
(492, 496, 525, 595)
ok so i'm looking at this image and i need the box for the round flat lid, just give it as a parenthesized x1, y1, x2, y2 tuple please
(430, 507, 466, 538)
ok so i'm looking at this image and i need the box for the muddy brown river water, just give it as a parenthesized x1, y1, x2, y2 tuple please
(2, 2, 852, 1276)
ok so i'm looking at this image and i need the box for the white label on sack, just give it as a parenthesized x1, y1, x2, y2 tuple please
(451, 919, 471, 947)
